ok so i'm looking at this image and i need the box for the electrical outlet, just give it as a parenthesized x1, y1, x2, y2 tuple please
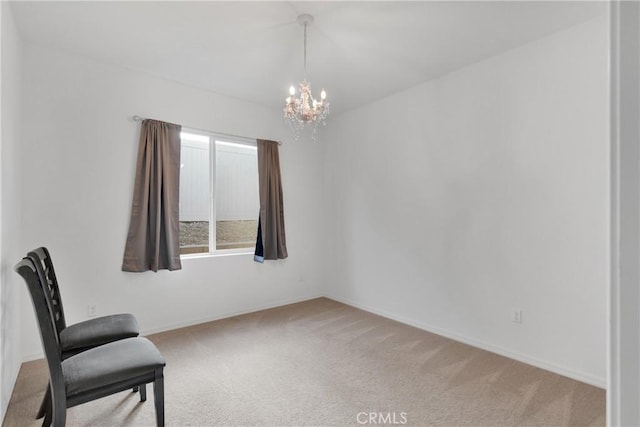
(87, 304, 97, 318)
(511, 309, 523, 324)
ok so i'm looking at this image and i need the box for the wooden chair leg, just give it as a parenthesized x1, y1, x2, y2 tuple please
(36, 383, 51, 419)
(42, 410, 51, 427)
(41, 385, 53, 427)
(133, 386, 139, 393)
(139, 383, 147, 402)
(52, 397, 66, 427)
(154, 369, 164, 427)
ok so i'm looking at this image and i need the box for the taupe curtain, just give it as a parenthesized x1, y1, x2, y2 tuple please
(122, 119, 182, 272)
(254, 139, 288, 262)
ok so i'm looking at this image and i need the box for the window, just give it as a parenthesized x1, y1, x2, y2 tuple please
(179, 129, 259, 255)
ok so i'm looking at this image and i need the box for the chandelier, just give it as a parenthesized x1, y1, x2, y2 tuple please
(284, 14, 329, 139)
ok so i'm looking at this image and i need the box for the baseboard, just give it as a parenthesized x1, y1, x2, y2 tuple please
(325, 294, 606, 389)
(141, 294, 324, 336)
(21, 294, 324, 363)
(19, 292, 604, 388)
(0, 359, 21, 425)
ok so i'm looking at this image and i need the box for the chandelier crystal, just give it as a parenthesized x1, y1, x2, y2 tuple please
(284, 14, 329, 139)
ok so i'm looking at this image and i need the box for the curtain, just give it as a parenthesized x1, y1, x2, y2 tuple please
(254, 139, 288, 262)
(122, 119, 182, 272)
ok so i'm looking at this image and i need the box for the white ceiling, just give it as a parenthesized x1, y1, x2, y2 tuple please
(10, 1, 606, 115)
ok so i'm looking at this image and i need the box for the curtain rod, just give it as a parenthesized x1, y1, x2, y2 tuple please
(132, 115, 282, 145)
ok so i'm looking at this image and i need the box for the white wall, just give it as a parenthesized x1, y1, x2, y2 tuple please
(179, 140, 210, 222)
(323, 17, 609, 386)
(19, 43, 324, 358)
(215, 143, 259, 222)
(9, 7, 609, 401)
(179, 141, 259, 223)
(0, 1, 23, 421)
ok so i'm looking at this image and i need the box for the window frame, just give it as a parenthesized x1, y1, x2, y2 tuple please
(179, 128, 258, 258)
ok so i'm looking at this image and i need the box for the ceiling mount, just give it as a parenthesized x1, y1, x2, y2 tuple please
(296, 14, 314, 27)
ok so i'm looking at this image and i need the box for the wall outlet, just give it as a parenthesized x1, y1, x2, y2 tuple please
(511, 308, 523, 324)
(87, 304, 97, 318)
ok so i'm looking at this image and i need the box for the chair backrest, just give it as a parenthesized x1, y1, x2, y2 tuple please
(27, 247, 66, 334)
(15, 258, 65, 398)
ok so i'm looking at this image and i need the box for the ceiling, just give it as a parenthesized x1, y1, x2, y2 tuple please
(10, 1, 606, 115)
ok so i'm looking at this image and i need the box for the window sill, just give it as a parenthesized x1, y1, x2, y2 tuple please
(180, 251, 254, 260)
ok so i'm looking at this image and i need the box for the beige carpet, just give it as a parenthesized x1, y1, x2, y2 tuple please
(3, 298, 604, 426)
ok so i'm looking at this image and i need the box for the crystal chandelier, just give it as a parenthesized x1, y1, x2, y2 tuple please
(284, 14, 329, 139)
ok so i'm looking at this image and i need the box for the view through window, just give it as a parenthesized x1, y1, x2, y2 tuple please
(179, 130, 259, 255)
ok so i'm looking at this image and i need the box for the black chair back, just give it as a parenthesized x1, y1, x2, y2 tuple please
(15, 258, 66, 409)
(28, 247, 67, 335)
(16, 255, 165, 427)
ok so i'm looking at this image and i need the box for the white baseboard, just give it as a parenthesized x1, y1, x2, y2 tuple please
(141, 294, 323, 336)
(21, 352, 43, 363)
(324, 294, 606, 389)
(1, 359, 21, 425)
(22, 294, 325, 363)
(20, 292, 604, 388)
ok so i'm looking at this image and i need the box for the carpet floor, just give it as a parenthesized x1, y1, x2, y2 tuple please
(3, 298, 605, 426)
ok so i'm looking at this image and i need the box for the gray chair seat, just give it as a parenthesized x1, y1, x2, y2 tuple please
(28, 247, 143, 421)
(63, 337, 165, 396)
(60, 313, 139, 358)
(16, 258, 166, 426)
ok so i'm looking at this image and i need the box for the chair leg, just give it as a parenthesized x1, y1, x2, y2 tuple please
(133, 386, 139, 393)
(44, 382, 66, 427)
(41, 385, 53, 427)
(139, 383, 147, 402)
(154, 369, 164, 427)
(52, 396, 66, 427)
(42, 395, 59, 427)
(36, 383, 51, 419)
(42, 409, 51, 427)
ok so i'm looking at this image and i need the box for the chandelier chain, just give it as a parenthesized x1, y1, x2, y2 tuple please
(303, 22, 307, 76)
